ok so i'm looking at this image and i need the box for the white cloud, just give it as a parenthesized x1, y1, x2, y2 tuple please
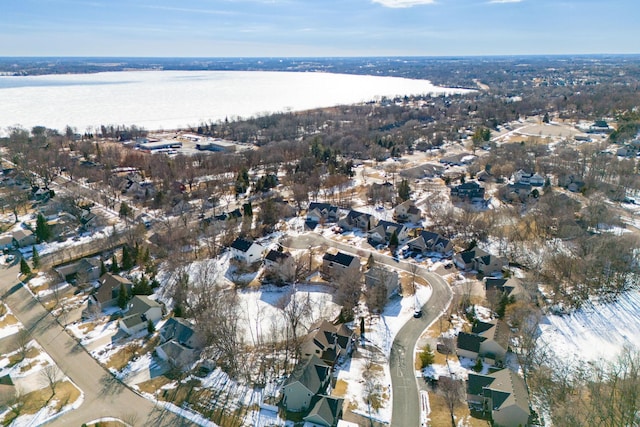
(488, 0, 522, 3)
(371, 0, 436, 8)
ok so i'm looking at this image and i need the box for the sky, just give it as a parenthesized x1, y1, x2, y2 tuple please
(1, 0, 638, 57)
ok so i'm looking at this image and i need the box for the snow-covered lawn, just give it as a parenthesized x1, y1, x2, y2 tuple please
(539, 288, 640, 364)
(365, 283, 432, 356)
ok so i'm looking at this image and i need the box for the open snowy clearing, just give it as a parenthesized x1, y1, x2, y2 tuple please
(539, 288, 640, 364)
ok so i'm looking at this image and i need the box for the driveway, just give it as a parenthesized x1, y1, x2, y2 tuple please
(0, 264, 196, 427)
(282, 232, 452, 426)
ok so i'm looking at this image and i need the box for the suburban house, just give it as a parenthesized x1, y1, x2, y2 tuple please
(263, 249, 295, 282)
(456, 319, 510, 365)
(454, 247, 506, 276)
(55, 257, 102, 283)
(230, 237, 264, 265)
(303, 395, 344, 427)
(93, 272, 133, 309)
(118, 295, 163, 335)
(503, 182, 533, 202)
(406, 230, 453, 256)
(306, 202, 339, 224)
(156, 317, 203, 367)
(393, 200, 422, 223)
(367, 220, 408, 245)
(337, 210, 377, 232)
(364, 266, 399, 298)
(513, 170, 545, 187)
(281, 355, 331, 412)
(12, 229, 36, 248)
(450, 181, 486, 203)
(485, 277, 527, 302)
(0, 234, 13, 251)
(321, 251, 360, 280)
(467, 368, 530, 427)
(300, 320, 355, 364)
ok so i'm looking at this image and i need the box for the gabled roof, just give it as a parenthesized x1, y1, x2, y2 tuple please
(285, 355, 330, 394)
(309, 202, 338, 213)
(471, 319, 510, 352)
(230, 237, 255, 252)
(376, 220, 405, 236)
(323, 251, 356, 267)
(458, 247, 490, 264)
(265, 249, 290, 263)
(457, 331, 486, 353)
(12, 229, 33, 241)
(161, 317, 196, 346)
(468, 368, 530, 415)
(304, 395, 344, 427)
(128, 295, 161, 316)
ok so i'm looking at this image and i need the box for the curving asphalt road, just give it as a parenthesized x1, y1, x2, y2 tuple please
(0, 263, 196, 427)
(282, 232, 452, 427)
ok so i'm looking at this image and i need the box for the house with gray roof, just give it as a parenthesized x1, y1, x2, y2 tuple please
(457, 319, 510, 365)
(454, 247, 505, 276)
(321, 251, 360, 281)
(119, 295, 163, 335)
(337, 210, 377, 232)
(157, 317, 203, 367)
(467, 368, 530, 427)
(304, 395, 344, 427)
(485, 277, 527, 302)
(407, 230, 453, 256)
(393, 200, 422, 224)
(365, 266, 399, 299)
(282, 355, 331, 412)
(367, 220, 408, 245)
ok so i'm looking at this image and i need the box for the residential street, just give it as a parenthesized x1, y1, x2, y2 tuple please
(0, 263, 196, 427)
(282, 232, 452, 426)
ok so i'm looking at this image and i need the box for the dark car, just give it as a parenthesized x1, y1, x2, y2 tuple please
(413, 309, 422, 318)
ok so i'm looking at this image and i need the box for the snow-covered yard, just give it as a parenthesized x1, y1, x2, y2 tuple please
(539, 288, 640, 364)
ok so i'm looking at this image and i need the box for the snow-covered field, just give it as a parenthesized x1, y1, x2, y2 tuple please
(539, 289, 640, 364)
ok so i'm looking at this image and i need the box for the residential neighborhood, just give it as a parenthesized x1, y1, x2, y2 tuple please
(2, 55, 640, 427)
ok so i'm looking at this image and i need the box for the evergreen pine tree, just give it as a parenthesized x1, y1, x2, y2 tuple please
(35, 213, 52, 242)
(100, 260, 107, 276)
(31, 246, 40, 269)
(110, 255, 119, 273)
(147, 319, 155, 334)
(20, 257, 31, 276)
(117, 283, 128, 309)
(121, 245, 134, 270)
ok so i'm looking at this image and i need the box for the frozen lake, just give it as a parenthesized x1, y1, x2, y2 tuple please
(0, 70, 472, 134)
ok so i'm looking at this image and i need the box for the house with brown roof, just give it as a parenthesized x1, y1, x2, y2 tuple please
(467, 368, 530, 427)
(393, 200, 422, 224)
(94, 272, 133, 309)
(456, 319, 510, 365)
(12, 229, 36, 248)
